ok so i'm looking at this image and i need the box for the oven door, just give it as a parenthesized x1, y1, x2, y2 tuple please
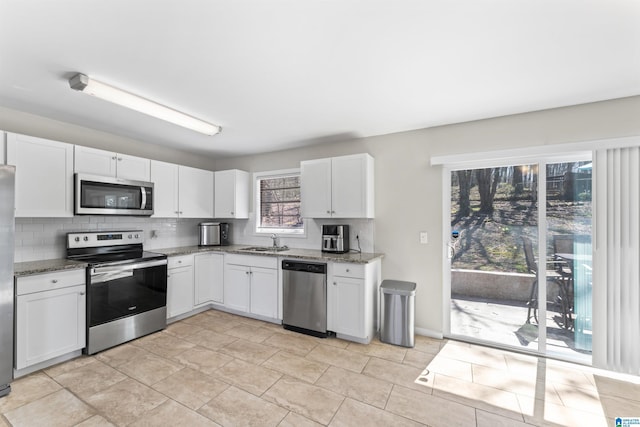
(88, 259, 167, 327)
(75, 173, 154, 216)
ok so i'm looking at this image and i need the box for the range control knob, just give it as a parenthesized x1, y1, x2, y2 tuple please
(128, 234, 133, 239)
(134, 234, 139, 239)
(74, 237, 80, 242)
(83, 236, 89, 242)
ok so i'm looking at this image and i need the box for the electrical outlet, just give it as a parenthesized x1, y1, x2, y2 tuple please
(420, 231, 428, 244)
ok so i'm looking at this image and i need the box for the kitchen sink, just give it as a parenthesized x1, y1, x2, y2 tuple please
(240, 246, 290, 252)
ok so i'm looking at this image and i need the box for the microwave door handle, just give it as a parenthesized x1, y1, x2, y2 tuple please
(141, 187, 147, 209)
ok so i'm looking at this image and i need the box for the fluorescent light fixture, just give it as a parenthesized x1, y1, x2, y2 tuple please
(69, 73, 221, 136)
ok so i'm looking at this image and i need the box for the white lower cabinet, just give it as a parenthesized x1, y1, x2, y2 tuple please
(327, 260, 381, 344)
(194, 253, 224, 305)
(15, 269, 86, 370)
(167, 255, 194, 319)
(224, 254, 278, 320)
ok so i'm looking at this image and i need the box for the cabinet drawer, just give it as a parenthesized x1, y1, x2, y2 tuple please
(332, 263, 364, 279)
(16, 269, 86, 296)
(168, 254, 194, 269)
(225, 254, 278, 269)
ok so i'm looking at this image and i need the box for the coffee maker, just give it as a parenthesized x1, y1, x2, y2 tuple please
(321, 225, 350, 253)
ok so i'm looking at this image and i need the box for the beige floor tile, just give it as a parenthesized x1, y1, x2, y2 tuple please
(116, 352, 184, 386)
(412, 335, 445, 355)
(472, 364, 563, 404)
(402, 348, 437, 369)
(263, 332, 319, 356)
(131, 331, 196, 358)
(164, 320, 204, 338)
(4, 389, 94, 427)
(0, 416, 9, 427)
(0, 372, 61, 413)
(43, 355, 95, 378)
(517, 395, 609, 427)
(307, 344, 369, 373)
(543, 362, 598, 391)
(217, 338, 279, 364)
(192, 312, 244, 333)
(95, 343, 150, 368)
(199, 386, 287, 427)
(262, 351, 329, 383)
(425, 354, 473, 381)
(85, 378, 167, 426)
(263, 377, 344, 425)
(52, 359, 128, 399)
(184, 329, 238, 350)
(362, 356, 432, 395)
(593, 374, 640, 401)
(386, 385, 477, 426)
(437, 341, 509, 370)
(316, 366, 393, 409)
(171, 346, 234, 375)
(214, 358, 282, 396)
(279, 412, 324, 427)
(476, 409, 530, 427)
(75, 415, 116, 427)
(223, 324, 275, 343)
(320, 336, 350, 349)
(346, 339, 408, 363)
(130, 399, 220, 427)
(599, 394, 640, 419)
(552, 382, 606, 416)
(152, 367, 228, 410)
(329, 398, 423, 427)
(432, 373, 524, 421)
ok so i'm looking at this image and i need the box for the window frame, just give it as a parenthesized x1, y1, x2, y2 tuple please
(254, 168, 305, 236)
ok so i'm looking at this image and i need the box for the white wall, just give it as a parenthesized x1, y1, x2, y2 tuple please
(216, 95, 640, 336)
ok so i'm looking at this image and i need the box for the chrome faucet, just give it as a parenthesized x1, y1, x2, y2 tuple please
(271, 233, 278, 248)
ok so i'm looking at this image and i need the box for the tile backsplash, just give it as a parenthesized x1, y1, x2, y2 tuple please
(14, 216, 376, 263)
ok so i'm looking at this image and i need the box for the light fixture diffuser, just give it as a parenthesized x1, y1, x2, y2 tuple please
(69, 73, 221, 136)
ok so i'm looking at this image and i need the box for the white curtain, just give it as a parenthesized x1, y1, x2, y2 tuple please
(593, 146, 640, 375)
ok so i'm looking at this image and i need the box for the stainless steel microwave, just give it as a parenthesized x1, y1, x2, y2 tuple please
(75, 173, 154, 216)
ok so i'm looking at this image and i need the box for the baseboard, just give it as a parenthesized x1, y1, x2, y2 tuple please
(415, 327, 444, 340)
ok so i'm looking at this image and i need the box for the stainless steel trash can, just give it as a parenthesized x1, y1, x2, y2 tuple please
(380, 280, 416, 347)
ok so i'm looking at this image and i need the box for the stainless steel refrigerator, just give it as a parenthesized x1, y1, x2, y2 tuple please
(0, 165, 15, 397)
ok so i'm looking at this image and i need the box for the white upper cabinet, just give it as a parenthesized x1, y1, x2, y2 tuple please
(214, 169, 249, 219)
(150, 160, 179, 218)
(7, 133, 74, 217)
(301, 153, 374, 218)
(151, 161, 214, 218)
(74, 146, 150, 181)
(178, 165, 214, 218)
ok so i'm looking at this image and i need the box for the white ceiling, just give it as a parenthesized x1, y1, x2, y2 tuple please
(1, 1, 639, 158)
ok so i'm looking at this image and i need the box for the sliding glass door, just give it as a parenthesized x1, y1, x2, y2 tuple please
(447, 157, 592, 362)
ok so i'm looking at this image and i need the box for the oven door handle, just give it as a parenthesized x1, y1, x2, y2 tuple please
(90, 259, 168, 277)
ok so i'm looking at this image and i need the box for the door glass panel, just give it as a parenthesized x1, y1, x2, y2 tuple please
(545, 162, 592, 362)
(450, 165, 539, 351)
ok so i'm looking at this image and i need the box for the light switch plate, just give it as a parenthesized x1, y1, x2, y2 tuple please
(420, 231, 428, 244)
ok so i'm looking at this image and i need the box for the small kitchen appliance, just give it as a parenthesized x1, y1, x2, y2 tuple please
(321, 224, 350, 253)
(75, 173, 154, 216)
(199, 222, 230, 246)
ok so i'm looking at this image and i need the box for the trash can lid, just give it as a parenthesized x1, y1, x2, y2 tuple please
(380, 280, 416, 296)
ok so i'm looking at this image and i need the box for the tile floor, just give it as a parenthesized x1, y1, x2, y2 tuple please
(1, 309, 639, 426)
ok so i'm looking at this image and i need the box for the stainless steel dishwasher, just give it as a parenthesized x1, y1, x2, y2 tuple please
(282, 260, 328, 337)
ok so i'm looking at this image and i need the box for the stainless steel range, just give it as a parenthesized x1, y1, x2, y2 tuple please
(67, 230, 168, 355)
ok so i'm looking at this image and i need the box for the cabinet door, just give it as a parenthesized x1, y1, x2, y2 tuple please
(15, 285, 86, 369)
(300, 158, 332, 218)
(224, 264, 250, 312)
(332, 276, 364, 337)
(194, 253, 224, 305)
(116, 153, 151, 181)
(167, 266, 194, 318)
(214, 170, 249, 219)
(74, 146, 116, 177)
(178, 166, 214, 218)
(249, 267, 278, 318)
(7, 133, 74, 217)
(331, 154, 373, 218)
(151, 160, 179, 218)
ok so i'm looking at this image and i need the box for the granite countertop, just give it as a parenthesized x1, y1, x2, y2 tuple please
(14, 245, 383, 277)
(14, 259, 89, 277)
(154, 245, 384, 264)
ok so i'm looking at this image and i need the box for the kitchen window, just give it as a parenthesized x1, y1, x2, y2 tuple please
(255, 169, 304, 235)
